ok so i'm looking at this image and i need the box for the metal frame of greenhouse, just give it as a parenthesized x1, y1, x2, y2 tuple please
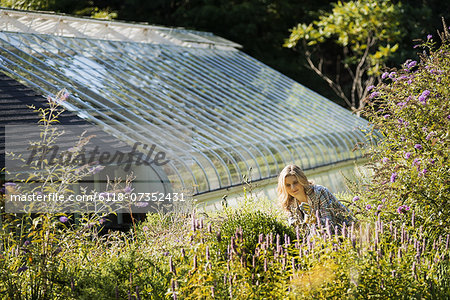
(0, 8, 375, 203)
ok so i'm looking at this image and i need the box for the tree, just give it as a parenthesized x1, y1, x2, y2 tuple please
(284, 0, 404, 113)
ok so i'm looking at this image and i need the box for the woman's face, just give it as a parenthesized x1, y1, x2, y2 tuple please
(284, 175, 304, 199)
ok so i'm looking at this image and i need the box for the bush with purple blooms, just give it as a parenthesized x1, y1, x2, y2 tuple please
(363, 22, 450, 237)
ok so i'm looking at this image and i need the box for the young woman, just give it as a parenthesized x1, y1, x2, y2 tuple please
(277, 164, 354, 230)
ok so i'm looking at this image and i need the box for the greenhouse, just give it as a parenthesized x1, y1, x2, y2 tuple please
(0, 8, 374, 206)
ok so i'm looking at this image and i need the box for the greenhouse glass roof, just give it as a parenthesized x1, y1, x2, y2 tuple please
(0, 9, 372, 195)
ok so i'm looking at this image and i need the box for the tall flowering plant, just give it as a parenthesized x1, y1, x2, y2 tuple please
(363, 21, 450, 236)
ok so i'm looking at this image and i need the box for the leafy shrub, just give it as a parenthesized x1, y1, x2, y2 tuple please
(214, 209, 295, 260)
(363, 23, 450, 236)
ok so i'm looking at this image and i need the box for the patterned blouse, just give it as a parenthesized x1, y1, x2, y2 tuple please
(287, 185, 354, 229)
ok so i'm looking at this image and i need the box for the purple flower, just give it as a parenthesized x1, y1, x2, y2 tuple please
(382, 157, 389, 163)
(352, 196, 360, 202)
(407, 79, 412, 84)
(447, 115, 450, 120)
(383, 114, 390, 119)
(90, 165, 105, 175)
(427, 34, 432, 40)
(413, 158, 421, 166)
(23, 240, 31, 246)
(390, 172, 398, 183)
(142, 226, 149, 231)
(370, 92, 379, 99)
(426, 132, 434, 140)
(397, 101, 407, 107)
(429, 158, 436, 164)
(422, 90, 430, 97)
(389, 72, 396, 79)
(59, 216, 68, 223)
(418, 95, 427, 104)
(381, 198, 386, 203)
(404, 152, 411, 159)
(367, 85, 375, 91)
(366, 204, 372, 210)
(124, 186, 133, 193)
(397, 205, 410, 214)
(381, 72, 389, 79)
(377, 204, 383, 211)
(419, 169, 428, 176)
(407, 61, 417, 68)
(414, 144, 422, 150)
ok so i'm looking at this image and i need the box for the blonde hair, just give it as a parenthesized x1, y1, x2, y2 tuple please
(277, 164, 312, 211)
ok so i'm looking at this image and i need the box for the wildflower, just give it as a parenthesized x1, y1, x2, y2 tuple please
(388, 72, 396, 79)
(427, 34, 432, 40)
(422, 90, 430, 97)
(352, 196, 360, 202)
(142, 226, 149, 231)
(366, 204, 372, 210)
(366, 85, 375, 91)
(390, 172, 398, 183)
(370, 92, 379, 99)
(413, 158, 421, 166)
(90, 165, 104, 174)
(429, 158, 436, 164)
(381, 198, 386, 203)
(397, 101, 407, 107)
(414, 144, 422, 150)
(407, 61, 417, 68)
(381, 72, 389, 79)
(377, 205, 383, 211)
(397, 205, 410, 214)
(59, 216, 68, 223)
(382, 157, 389, 163)
(418, 95, 426, 104)
(383, 114, 390, 119)
(407, 79, 412, 84)
(448, 115, 450, 120)
(404, 152, 411, 159)
(419, 169, 428, 176)
(426, 132, 434, 140)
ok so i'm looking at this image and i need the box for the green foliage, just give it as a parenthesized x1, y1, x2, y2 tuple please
(214, 209, 295, 260)
(363, 25, 450, 236)
(285, 0, 404, 110)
